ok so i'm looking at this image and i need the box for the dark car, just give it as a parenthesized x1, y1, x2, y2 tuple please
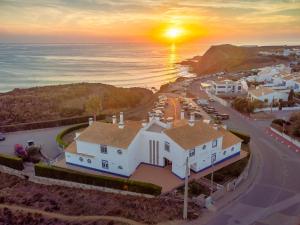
(0, 133, 5, 141)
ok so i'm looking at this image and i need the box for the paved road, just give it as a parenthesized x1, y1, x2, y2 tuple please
(0, 126, 68, 159)
(187, 86, 300, 225)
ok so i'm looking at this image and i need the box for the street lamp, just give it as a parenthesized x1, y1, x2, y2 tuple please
(210, 153, 215, 196)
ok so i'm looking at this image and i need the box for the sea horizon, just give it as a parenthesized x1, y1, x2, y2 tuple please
(0, 42, 209, 93)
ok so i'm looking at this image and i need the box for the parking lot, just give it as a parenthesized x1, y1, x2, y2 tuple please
(0, 126, 68, 159)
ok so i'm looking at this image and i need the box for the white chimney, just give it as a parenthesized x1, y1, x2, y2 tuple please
(188, 112, 195, 127)
(154, 115, 160, 121)
(180, 109, 185, 120)
(166, 117, 173, 128)
(112, 115, 117, 124)
(75, 132, 81, 139)
(142, 119, 147, 127)
(222, 124, 227, 130)
(213, 124, 219, 130)
(118, 112, 124, 129)
(89, 117, 93, 126)
(203, 119, 211, 124)
(148, 112, 154, 122)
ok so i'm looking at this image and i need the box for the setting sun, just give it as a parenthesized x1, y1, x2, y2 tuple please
(164, 27, 184, 40)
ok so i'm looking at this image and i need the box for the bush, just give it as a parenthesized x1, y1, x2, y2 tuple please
(272, 119, 287, 127)
(34, 163, 162, 196)
(229, 129, 251, 144)
(0, 153, 24, 170)
(56, 123, 89, 148)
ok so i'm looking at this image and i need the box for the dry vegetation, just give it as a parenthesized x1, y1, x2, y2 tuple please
(0, 83, 153, 126)
(0, 172, 201, 224)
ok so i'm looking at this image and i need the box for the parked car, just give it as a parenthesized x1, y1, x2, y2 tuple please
(218, 114, 230, 120)
(0, 133, 5, 141)
(208, 98, 215, 102)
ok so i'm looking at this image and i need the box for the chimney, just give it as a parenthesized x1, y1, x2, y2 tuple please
(112, 115, 117, 124)
(213, 124, 219, 130)
(188, 112, 195, 127)
(180, 109, 185, 120)
(75, 132, 81, 139)
(148, 112, 154, 122)
(203, 119, 211, 124)
(222, 124, 227, 130)
(142, 119, 148, 127)
(89, 117, 94, 126)
(118, 112, 124, 129)
(166, 117, 174, 128)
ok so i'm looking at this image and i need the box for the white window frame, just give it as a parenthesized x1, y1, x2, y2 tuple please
(164, 141, 170, 152)
(100, 145, 107, 154)
(102, 160, 109, 169)
(189, 148, 195, 157)
(212, 140, 218, 148)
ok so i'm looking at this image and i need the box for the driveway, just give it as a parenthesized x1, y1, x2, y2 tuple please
(0, 126, 69, 159)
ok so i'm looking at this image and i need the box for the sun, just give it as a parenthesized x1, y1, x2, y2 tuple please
(164, 27, 184, 40)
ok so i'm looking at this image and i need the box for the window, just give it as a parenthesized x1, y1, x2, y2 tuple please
(164, 142, 170, 152)
(79, 157, 83, 162)
(202, 145, 206, 150)
(100, 145, 107, 154)
(189, 148, 195, 157)
(212, 140, 218, 148)
(117, 149, 122, 155)
(231, 147, 234, 152)
(87, 159, 92, 164)
(118, 165, 123, 170)
(102, 160, 109, 169)
(223, 151, 227, 155)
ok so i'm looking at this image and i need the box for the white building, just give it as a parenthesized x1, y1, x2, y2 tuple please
(211, 80, 244, 95)
(64, 113, 242, 179)
(248, 86, 288, 104)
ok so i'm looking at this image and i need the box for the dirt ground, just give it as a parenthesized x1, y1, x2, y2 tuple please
(0, 172, 201, 224)
(0, 207, 127, 225)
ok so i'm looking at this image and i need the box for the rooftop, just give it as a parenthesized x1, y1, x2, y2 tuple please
(77, 121, 142, 149)
(164, 120, 223, 150)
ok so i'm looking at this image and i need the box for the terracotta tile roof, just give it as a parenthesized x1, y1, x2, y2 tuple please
(164, 120, 223, 150)
(77, 121, 142, 149)
(248, 86, 274, 97)
(219, 128, 243, 150)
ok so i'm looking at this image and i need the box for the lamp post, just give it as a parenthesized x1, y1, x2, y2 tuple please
(183, 156, 189, 220)
(210, 153, 215, 196)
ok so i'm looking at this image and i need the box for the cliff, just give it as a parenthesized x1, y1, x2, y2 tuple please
(184, 44, 298, 75)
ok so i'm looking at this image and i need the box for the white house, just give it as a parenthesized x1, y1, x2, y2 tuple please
(64, 113, 242, 179)
(211, 80, 244, 95)
(248, 86, 288, 104)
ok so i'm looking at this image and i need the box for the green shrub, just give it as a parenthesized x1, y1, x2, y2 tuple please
(56, 123, 89, 148)
(34, 163, 162, 196)
(0, 153, 24, 170)
(229, 129, 251, 144)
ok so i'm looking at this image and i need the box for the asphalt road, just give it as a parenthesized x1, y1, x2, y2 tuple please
(188, 84, 300, 225)
(0, 126, 68, 159)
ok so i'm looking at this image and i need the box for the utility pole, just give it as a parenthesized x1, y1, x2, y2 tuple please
(183, 156, 189, 220)
(210, 153, 215, 196)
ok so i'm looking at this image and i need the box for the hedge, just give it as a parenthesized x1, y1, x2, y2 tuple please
(56, 123, 89, 148)
(229, 129, 251, 144)
(0, 114, 106, 133)
(34, 163, 162, 196)
(0, 153, 24, 170)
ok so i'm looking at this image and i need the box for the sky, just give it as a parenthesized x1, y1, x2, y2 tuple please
(0, 0, 300, 45)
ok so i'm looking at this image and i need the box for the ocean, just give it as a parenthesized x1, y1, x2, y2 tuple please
(0, 43, 208, 93)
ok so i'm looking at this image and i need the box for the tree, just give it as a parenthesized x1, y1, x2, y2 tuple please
(85, 95, 103, 121)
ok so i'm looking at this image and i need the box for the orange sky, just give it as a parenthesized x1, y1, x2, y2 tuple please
(0, 0, 300, 45)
